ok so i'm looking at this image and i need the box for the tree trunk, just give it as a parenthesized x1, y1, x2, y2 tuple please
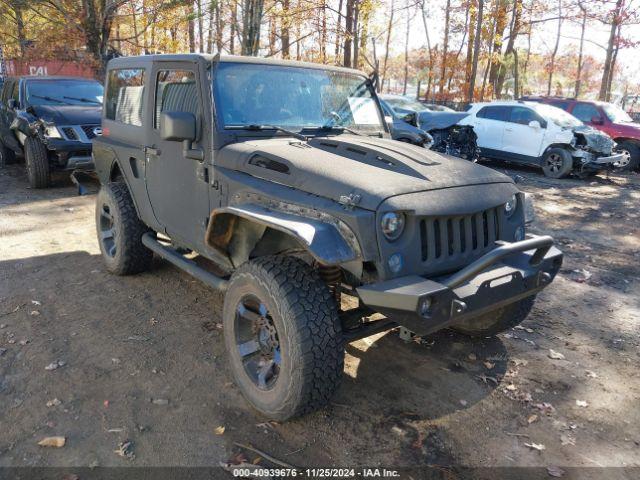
(467, 0, 484, 102)
(605, 24, 621, 101)
(197, 0, 204, 52)
(380, 0, 395, 92)
(574, 5, 586, 98)
(334, 0, 344, 64)
(402, 6, 410, 95)
(188, 2, 196, 53)
(439, 0, 451, 95)
(488, 0, 508, 93)
(352, 2, 360, 68)
(14, 1, 26, 57)
(465, 0, 477, 92)
(242, 0, 265, 55)
(480, 11, 497, 100)
(546, 0, 562, 96)
(420, 0, 434, 99)
(495, 0, 522, 98)
(282, 0, 291, 59)
(343, 0, 354, 67)
(513, 48, 519, 98)
(230, 1, 237, 54)
(599, 0, 622, 101)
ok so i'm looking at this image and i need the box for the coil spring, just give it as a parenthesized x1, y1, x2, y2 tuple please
(318, 265, 342, 301)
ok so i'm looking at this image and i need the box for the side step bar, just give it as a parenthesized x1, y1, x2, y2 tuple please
(142, 233, 229, 292)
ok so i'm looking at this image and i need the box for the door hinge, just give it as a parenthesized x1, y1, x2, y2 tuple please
(211, 179, 219, 189)
(196, 165, 209, 183)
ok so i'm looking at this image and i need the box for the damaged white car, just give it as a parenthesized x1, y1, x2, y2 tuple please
(457, 101, 624, 178)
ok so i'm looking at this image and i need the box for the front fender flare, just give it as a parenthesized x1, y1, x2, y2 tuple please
(206, 204, 361, 266)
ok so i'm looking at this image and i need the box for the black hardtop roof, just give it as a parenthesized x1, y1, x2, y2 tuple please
(106, 53, 367, 77)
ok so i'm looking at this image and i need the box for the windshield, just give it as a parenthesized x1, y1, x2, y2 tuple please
(535, 103, 583, 128)
(25, 79, 103, 106)
(213, 62, 384, 133)
(384, 97, 427, 112)
(424, 104, 455, 112)
(602, 103, 633, 123)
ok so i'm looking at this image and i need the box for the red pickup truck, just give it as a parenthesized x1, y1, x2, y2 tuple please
(522, 97, 640, 171)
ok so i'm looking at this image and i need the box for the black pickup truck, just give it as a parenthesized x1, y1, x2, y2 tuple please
(0, 75, 103, 188)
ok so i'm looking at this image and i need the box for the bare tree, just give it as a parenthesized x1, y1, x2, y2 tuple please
(574, 1, 587, 97)
(467, 0, 484, 101)
(546, 0, 563, 96)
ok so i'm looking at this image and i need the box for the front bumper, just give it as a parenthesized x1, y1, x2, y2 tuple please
(45, 139, 94, 171)
(578, 151, 626, 171)
(357, 235, 563, 335)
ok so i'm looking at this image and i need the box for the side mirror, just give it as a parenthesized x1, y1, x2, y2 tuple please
(590, 116, 604, 125)
(528, 120, 541, 129)
(7, 98, 17, 110)
(160, 111, 196, 142)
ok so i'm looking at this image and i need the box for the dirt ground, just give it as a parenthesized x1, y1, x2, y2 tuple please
(0, 162, 639, 475)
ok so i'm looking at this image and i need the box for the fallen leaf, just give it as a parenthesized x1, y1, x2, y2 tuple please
(575, 400, 589, 408)
(548, 349, 566, 360)
(547, 466, 565, 477)
(534, 402, 556, 415)
(38, 436, 66, 448)
(115, 440, 135, 460)
(214, 426, 226, 435)
(30, 310, 41, 316)
(459, 399, 468, 406)
(560, 434, 575, 446)
(527, 414, 539, 424)
(524, 442, 546, 451)
(31, 300, 42, 306)
(150, 398, 169, 405)
(468, 353, 477, 361)
(506, 384, 517, 391)
(512, 358, 528, 367)
(483, 361, 495, 369)
(585, 370, 598, 378)
(46, 398, 62, 407)
(45, 360, 66, 371)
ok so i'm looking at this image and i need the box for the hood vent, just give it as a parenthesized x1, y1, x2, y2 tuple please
(248, 155, 290, 174)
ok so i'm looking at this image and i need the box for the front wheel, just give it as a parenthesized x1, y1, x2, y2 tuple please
(0, 143, 16, 168)
(451, 296, 536, 337)
(223, 256, 344, 420)
(24, 137, 50, 188)
(542, 148, 573, 179)
(614, 141, 640, 172)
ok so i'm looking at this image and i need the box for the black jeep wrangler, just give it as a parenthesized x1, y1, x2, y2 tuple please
(0, 75, 103, 188)
(93, 54, 563, 420)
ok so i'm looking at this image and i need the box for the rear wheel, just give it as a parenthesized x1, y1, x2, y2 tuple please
(542, 148, 573, 179)
(614, 141, 640, 172)
(96, 182, 153, 275)
(452, 296, 536, 337)
(223, 256, 344, 420)
(24, 137, 50, 188)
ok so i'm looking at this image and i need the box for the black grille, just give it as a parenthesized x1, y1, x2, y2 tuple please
(419, 208, 500, 263)
(61, 127, 78, 140)
(81, 125, 99, 139)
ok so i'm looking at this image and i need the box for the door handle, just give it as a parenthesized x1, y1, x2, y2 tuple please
(143, 146, 161, 156)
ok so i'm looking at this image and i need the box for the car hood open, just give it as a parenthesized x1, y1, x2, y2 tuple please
(29, 105, 102, 125)
(217, 135, 513, 211)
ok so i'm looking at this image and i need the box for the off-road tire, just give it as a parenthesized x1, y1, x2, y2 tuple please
(542, 148, 573, 179)
(223, 256, 344, 420)
(96, 182, 153, 275)
(0, 142, 16, 168)
(615, 140, 640, 172)
(24, 137, 50, 188)
(452, 295, 536, 337)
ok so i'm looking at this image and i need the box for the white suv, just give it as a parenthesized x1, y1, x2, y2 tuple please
(459, 101, 624, 178)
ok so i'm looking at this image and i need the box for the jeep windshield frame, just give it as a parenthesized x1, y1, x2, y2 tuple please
(212, 61, 386, 136)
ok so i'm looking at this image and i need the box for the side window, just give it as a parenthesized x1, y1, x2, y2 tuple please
(509, 106, 543, 126)
(477, 106, 509, 121)
(105, 68, 145, 126)
(154, 69, 198, 129)
(550, 101, 570, 111)
(572, 103, 600, 122)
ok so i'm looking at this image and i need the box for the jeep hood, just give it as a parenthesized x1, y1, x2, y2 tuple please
(28, 105, 102, 125)
(217, 135, 513, 211)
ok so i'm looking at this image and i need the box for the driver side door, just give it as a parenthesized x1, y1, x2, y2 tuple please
(144, 62, 212, 251)
(502, 106, 547, 160)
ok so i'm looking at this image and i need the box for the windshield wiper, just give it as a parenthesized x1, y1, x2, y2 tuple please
(63, 95, 102, 105)
(317, 125, 364, 136)
(30, 94, 70, 105)
(226, 124, 307, 142)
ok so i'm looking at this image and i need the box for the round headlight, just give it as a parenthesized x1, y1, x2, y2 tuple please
(504, 194, 518, 217)
(381, 212, 405, 240)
